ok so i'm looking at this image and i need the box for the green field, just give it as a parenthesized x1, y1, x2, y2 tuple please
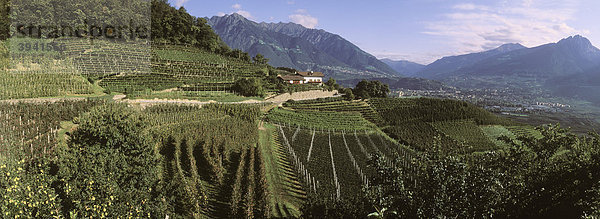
(480, 125, 518, 147)
(431, 119, 497, 152)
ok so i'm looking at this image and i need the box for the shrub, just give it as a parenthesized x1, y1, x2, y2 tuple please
(58, 104, 164, 217)
(232, 78, 265, 97)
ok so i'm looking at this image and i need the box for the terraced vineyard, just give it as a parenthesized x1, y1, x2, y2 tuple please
(274, 124, 416, 200)
(480, 125, 518, 147)
(1, 38, 269, 99)
(267, 107, 376, 131)
(284, 99, 384, 124)
(146, 104, 270, 218)
(507, 126, 543, 139)
(0, 100, 103, 158)
(93, 42, 267, 93)
(60, 38, 152, 79)
(365, 97, 526, 153)
(431, 119, 497, 152)
(1, 58, 96, 99)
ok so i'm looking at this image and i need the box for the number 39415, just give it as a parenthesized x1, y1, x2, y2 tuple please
(17, 42, 66, 52)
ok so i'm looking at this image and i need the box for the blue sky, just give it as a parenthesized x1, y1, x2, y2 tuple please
(170, 0, 600, 65)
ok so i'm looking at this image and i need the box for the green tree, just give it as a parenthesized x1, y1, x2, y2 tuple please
(57, 104, 164, 217)
(354, 80, 390, 99)
(227, 49, 251, 62)
(340, 87, 354, 100)
(324, 78, 340, 91)
(151, 0, 228, 53)
(300, 124, 600, 218)
(0, 156, 62, 217)
(253, 53, 269, 65)
(0, 0, 8, 40)
(276, 66, 298, 73)
(232, 78, 265, 97)
(364, 125, 600, 218)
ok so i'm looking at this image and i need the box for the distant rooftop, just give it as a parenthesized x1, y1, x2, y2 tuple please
(278, 74, 304, 81)
(297, 71, 324, 77)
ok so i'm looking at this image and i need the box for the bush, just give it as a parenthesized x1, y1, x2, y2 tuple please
(232, 78, 265, 97)
(58, 104, 164, 217)
(325, 78, 340, 91)
(340, 88, 354, 100)
(354, 80, 389, 99)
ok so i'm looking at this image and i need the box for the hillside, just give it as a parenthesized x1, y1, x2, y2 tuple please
(207, 13, 399, 80)
(263, 96, 546, 208)
(1, 0, 272, 101)
(260, 22, 399, 77)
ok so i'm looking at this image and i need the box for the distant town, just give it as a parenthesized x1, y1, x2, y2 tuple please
(393, 87, 573, 115)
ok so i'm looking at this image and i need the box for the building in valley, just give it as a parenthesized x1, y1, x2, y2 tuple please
(278, 74, 306, 84)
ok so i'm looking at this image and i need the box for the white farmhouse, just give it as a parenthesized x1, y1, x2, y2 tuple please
(277, 71, 324, 85)
(297, 71, 324, 84)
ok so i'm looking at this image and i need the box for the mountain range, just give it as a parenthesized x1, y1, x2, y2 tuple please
(207, 13, 400, 80)
(415, 35, 600, 104)
(417, 43, 527, 79)
(204, 15, 600, 105)
(379, 59, 425, 77)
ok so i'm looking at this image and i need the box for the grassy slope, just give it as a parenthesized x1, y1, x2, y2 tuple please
(258, 122, 304, 218)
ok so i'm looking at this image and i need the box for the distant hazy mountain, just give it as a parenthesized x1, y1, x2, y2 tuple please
(207, 13, 399, 79)
(453, 35, 600, 79)
(420, 35, 600, 105)
(380, 59, 425, 77)
(418, 43, 526, 79)
(548, 64, 600, 104)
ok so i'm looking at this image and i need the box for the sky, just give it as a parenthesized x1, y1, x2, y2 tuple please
(169, 0, 600, 65)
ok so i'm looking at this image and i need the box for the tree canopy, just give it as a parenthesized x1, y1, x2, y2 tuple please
(58, 104, 164, 217)
(354, 80, 390, 99)
(301, 124, 600, 218)
(232, 78, 265, 97)
(252, 53, 269, 65)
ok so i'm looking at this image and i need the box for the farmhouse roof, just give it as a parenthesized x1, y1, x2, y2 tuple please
(297, 71, 324, 77)
(278, 74, 304, 81)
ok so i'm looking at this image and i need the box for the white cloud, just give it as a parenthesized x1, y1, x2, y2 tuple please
(287, 1, 295, 5)
(173, 0, 188, 8)
(453, 3, 489, 11)
(424, 0, 582, 54)
(289, 10, 318, 28)
(220, 4, 254, 20)
(295, 9, 308, 14)
(235, 10, 253, 19)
